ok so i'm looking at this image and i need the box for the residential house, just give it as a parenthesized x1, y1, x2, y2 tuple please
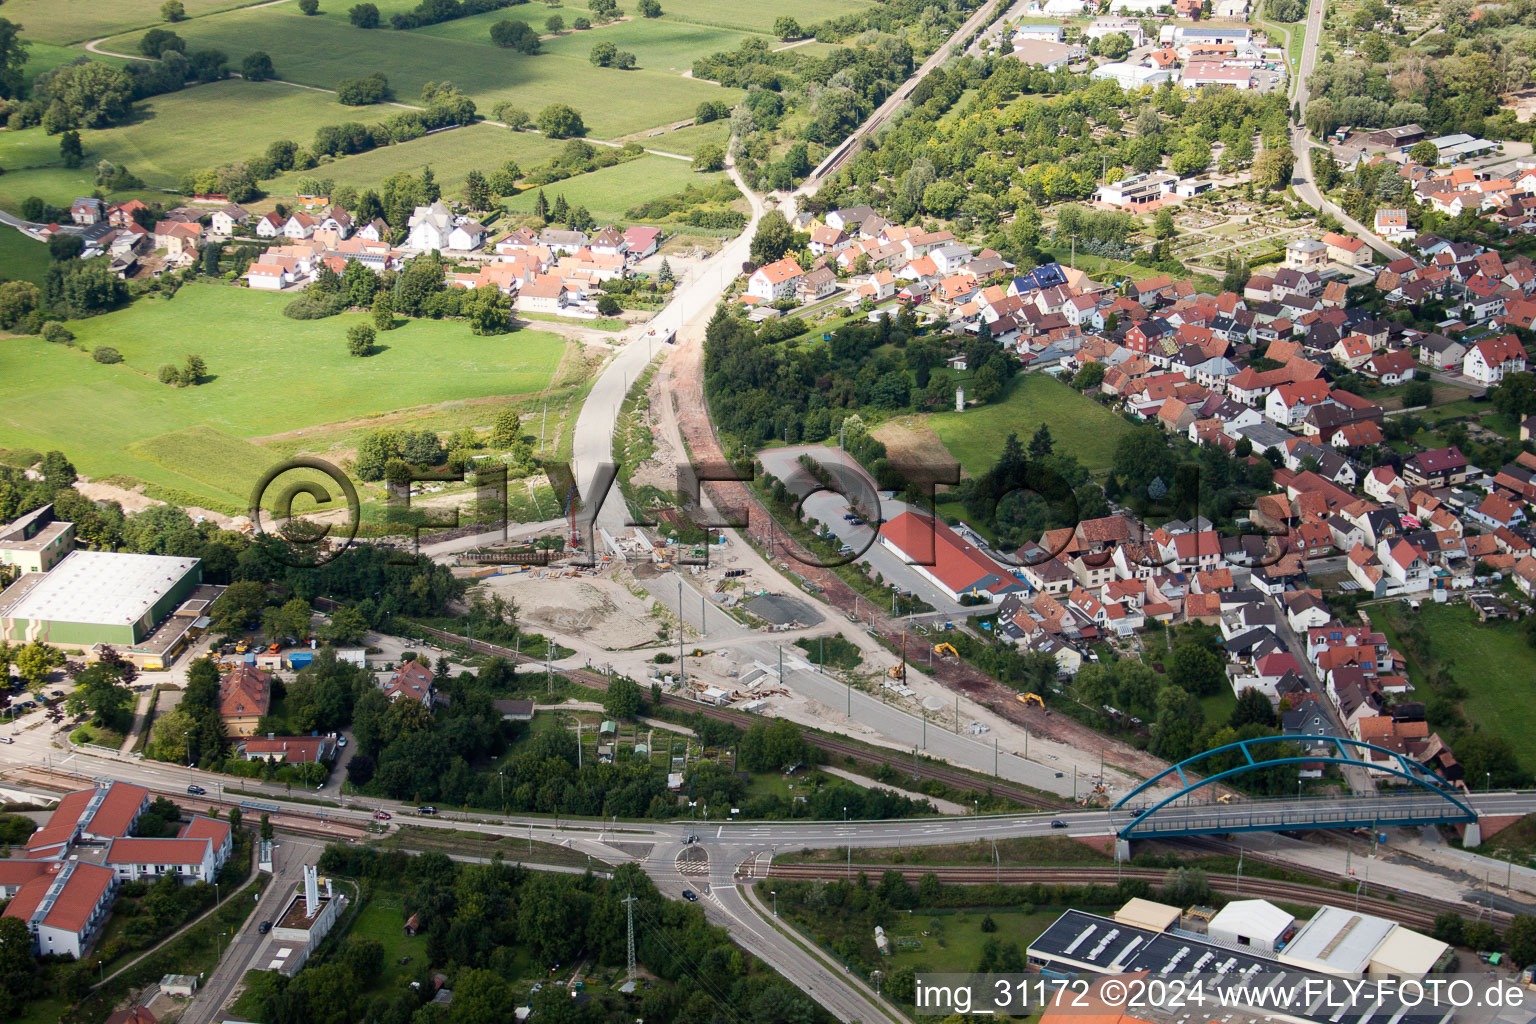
(747, 258, 805, 302)
(406, 201, 454, 251)
(209, 205, 249, 235)
(1462, 333, 1527, 384)
(218, 665, 272, 737)
(383, 660, 434, 705)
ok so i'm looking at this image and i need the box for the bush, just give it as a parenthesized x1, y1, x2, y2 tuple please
(40, 322, 75, 345)
(573, 16, 590, 28)
(298, 0, 320, 13)
(336, 72, 389, 105)
(283, 290, 348, 320)
(349, 2, 380, 26)
(596, 294, 621, 315)
(347, 323, 377, 356)
(157, 364, 180, 384)
(92, 346, 123, 364)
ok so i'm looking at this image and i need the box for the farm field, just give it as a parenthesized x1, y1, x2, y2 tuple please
(659, 0, 877, 34)
(0, 286, 567, 511)
(506, 154, 725, 222)
(269, 122, 565, 199)
(92, 4, 742, 139)
(3, 0, 259, 45)
(634, 118, 732, 155)
(0, 229, 52, 287)
(0, 81, 373, 204)
(928, 373, 1132, 477)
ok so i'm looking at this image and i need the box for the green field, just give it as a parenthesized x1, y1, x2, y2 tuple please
(269, 122, 563, 199)
(0, 286, 566, 510)
(636, 118, 731, 155)
(93, 4, 742, 139)
(929, 373, 1132, 477)
(1376, 602, 1536, 771)
(0, 81, 390, 206)
(507, 154, 722, 222)
(0, 229, 52, 287)
(658, 0, 876, 33)
(5, 0, 261, 45)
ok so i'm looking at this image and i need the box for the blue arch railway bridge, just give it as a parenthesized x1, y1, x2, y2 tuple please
(1105, 736, 1510, 852)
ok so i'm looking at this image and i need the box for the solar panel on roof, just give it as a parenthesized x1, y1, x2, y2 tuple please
(1087, 928, 1120, 960)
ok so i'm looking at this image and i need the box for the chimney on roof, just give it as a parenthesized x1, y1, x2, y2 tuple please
(304, 863, 319, 917)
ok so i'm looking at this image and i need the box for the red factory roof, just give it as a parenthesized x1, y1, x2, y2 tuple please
(879, 511, 1020, 596)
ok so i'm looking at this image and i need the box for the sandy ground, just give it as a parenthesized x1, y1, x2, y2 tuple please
(74, 478, 249, 530)
(473, 572, 664, 650)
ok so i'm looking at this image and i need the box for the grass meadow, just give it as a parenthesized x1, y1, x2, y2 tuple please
(658, 0, 876, 33)
(0, 286, 566, 510)
(4, 0, 261, 45)
(0, 229, 52, 286)
(928, 373, 1132, 477)
(507, 154, 722, 221)
(92, 3, 742, 139)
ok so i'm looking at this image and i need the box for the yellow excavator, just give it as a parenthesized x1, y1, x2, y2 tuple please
(1017, 692, 1045, 708)
(933, 642, 959, 658)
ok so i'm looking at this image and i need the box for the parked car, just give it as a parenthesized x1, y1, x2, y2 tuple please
(682, 889, 698, 902)
(258, 920, 272, 934)
(373, 810, 392, 820)
(336, 736, 347, 748)
(187, 785, 206, 795)
(0, 737, 13, 744)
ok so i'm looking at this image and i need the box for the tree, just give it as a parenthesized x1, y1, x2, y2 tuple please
(59, 130, 84, 169)
(372, 293, 395, 331)
(347, 323, 376, 356)
(320, 606, 369, 644)
(463, 169, 492, 211)
(604, 677, 642, 718)
(14, 641, 64, 691)
(1509, 914, 1536, 968)
(260, 813, 273, 840)
(349, 2, 380, 27)
(692, 142, 725, 172)
(750, 210, 795, 266)
(490, 19, 540, 53)
(532, 188, 550, 221)
(162, 0, 187, 20)
(182, 353, 207, 384)
(1028, 424, 1054, 462)
(241, 51, 275, 80)
(67, 662, 135, 732)
(596, 294, 621, 316)
(657, 259, 674, 286)
(1254, 148, 1295, 191)
(773, 15, 803, 39)
(1073, 362, 1105, 390)
(1230, 687, 1276, 728)
(536, 103, 585, 138)
(1170, 640, 1224, 697)
(0, 18, 23, 101)
(638, 0, 662, 15)
(590, 40, 617, 66)
(1409, 140, 1439, 166)
(298, 0, 320, 13)
(546, 14, 565, 31)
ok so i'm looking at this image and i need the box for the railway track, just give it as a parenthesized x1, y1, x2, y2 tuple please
(408, 623, 1064, 810)
(759, 862, 1501, 931)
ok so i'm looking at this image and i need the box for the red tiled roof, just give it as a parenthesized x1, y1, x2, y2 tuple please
(178, 815, 232, 848)
(85, 783, 149, 839)
(220, 665, 272, 719)
(879, 511, 1018, 596)
(106, 837, 212, 866)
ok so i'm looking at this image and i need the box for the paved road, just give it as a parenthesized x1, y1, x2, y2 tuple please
(1286, 0, 1408, 262)
(178, 836, 320, 1024)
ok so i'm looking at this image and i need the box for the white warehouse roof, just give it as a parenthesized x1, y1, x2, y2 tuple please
(1278, 906, 1397, 976)
(1368, 926, 1449, 978)
(2, 550, 200, 626)
(1207, 899, 1294, 942)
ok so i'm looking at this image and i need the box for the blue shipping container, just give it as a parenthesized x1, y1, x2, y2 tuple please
(285, 651, 315, 669)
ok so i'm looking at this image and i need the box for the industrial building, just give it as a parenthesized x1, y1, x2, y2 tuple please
(0, 504, 75, 574)
(1090, 63, 1177, 89)
(1206, 898, 1296, 953)
(1028, 900, 1452, 1024)
(0, 550, 222, 668)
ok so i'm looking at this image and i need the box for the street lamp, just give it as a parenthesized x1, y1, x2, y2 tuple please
(1487, 771, 1492, 793)
(771, 890, 778, 917)
(498, 770, 505, 809)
